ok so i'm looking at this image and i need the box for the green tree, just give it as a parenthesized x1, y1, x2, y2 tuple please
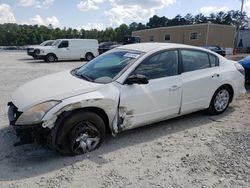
(0, 10, 249, 46)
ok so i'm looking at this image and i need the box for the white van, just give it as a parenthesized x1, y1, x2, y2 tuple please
(35, 39, 98, 62)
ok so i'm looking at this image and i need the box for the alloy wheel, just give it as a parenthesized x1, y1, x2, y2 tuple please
(214, 89, 230, 112)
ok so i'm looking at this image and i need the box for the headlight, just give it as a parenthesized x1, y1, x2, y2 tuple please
(16, 100, 61, 125)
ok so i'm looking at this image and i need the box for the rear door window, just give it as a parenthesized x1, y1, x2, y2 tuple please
(209, 54, 219, 67)
(181, 50, 210, 72)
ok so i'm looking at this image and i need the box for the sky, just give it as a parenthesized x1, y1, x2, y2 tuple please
(0, 0, 249, 30)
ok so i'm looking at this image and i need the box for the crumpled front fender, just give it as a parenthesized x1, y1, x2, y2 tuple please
(41, 83, 121, 133)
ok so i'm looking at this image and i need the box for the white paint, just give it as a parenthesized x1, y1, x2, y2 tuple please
(12, 70, 103, 111)
(37, 39, 99, 60)
(11, 43, 246, 135)
(180, 67, 221, 114)
(119, 75, 182, 130)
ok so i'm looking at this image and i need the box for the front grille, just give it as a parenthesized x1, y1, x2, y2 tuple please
(8, 102, 22, 125)
(7, 102, 49, 146)
(27, 48, 34, 52)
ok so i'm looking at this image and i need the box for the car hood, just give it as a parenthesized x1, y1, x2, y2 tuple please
(27, 45, 40, 49)
(37, 46, 55, 50)
(12, 70, 103, 111)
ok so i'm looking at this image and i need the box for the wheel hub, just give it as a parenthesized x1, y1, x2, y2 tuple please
(76, 133, 100, 152)
(72, 122, 101, 154)
(214, 89, 229, 112)
(48, 56, 54, 62)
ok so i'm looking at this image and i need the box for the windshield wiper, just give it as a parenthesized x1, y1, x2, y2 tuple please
(76, 73, 93, 82)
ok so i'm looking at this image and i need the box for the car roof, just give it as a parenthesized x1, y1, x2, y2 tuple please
(117, 42, 210, 53)
(56, 39, 98, 41)
(44, 40, 55, 42)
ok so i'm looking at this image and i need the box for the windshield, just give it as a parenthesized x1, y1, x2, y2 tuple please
(40, 41, 48, 46)
(75, 50, 142, 84)
(40, 40, 54, 46)
(44, 41, 54, 46)
(52, 39, 61, 46)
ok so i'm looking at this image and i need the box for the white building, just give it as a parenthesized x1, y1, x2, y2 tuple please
(237, 30, 250, 48)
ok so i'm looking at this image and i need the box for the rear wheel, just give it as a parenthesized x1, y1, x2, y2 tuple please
(208, 86, 231, 115)
(56, 111, 105, 156)
(85, 53, 94, 61)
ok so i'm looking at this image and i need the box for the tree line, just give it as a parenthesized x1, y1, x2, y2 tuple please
(0, 10, 249, 46)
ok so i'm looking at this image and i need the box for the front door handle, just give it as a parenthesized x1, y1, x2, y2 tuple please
(169, 85, 181, 91)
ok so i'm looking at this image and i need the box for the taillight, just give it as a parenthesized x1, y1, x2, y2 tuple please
(234, 63, 245, 76)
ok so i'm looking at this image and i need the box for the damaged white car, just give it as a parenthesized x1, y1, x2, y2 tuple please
(8, 43, 246, 155)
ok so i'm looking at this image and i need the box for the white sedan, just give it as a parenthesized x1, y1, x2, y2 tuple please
(8, 43, 246, 155)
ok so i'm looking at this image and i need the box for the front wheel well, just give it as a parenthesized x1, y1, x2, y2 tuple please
(49, 106, 111, 153)
(85, 52, 93, 56)
(79, 107, 111, 133)
(56, 107, 111, 134)
(47, 53, 57, 59)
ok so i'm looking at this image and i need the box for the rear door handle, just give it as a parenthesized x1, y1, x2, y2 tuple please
(212, 73, 220, 78)
(169, 85, 181, 91)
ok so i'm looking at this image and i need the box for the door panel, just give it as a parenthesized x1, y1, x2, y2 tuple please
(181, 67, 221, 113)
(118, 49, 182, 130)
(180, 49, 221, 114)
(57, 48, 70, 59)
(57, 41, 70, 59)
(70, 40, 82, 59)
(119, 75, 182, 130)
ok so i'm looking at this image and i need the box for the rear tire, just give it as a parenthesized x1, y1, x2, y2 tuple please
(208, 86, 231, 115)
(55, 111, 105, 156)
(85, 53, 94, 61)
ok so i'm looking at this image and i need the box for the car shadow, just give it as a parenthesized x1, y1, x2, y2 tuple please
(18, 58, 35, 61)
(0, 107, 235, 181)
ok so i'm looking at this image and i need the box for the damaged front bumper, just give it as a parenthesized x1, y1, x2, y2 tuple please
(7, 102, 50, 146)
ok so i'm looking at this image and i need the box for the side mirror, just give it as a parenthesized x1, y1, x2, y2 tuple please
(124, 74, 149, 85)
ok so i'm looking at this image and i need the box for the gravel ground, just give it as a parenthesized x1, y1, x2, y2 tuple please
(0, 51, 249, 188)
